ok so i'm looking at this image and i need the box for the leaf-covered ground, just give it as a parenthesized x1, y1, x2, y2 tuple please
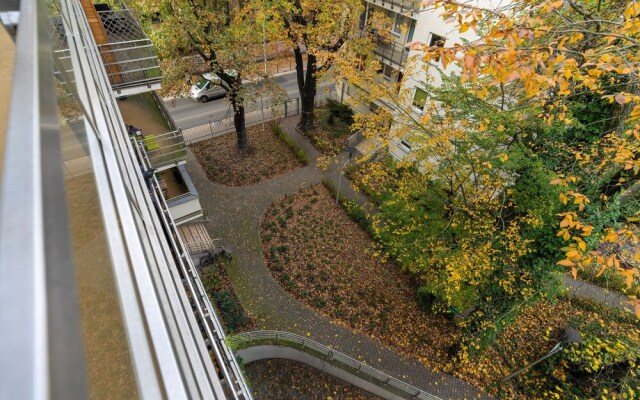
(244, 359, 380, 400)
(191, 124, 304, 187)
(260, 184, 459, 369)
(457, 298, 640, 399)
(259, 184, 640, 398)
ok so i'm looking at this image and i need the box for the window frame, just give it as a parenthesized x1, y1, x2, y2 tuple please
(412, 87, 427, 113)
(391, 13, 404, 36)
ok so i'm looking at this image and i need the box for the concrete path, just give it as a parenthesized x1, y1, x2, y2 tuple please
(185, 116, 490, 400)
(563, 275, 636, 314)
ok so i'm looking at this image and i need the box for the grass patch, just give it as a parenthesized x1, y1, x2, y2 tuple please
(260, 184, 458, 371)
(321, 178, 373, 234)
(272, 124, 309, 165)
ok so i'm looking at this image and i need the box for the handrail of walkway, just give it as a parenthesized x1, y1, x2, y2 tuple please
(230, 330, 441, 400)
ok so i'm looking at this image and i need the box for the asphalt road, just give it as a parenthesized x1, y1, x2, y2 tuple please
(163, 70, 336, 129)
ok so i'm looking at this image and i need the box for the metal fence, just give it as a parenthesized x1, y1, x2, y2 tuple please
(181, 89, 336, 145)
(232, 330, 441, 400)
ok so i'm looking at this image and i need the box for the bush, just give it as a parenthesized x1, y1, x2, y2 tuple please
(272, 124, 309, 165)
(214, 290, 250, 333)
(326, 98, 354, 125)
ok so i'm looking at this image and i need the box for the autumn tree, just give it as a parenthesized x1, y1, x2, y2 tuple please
(341, 0, 639, 350)
(261, 0, 368, 131)
(133, 0, 264, 150)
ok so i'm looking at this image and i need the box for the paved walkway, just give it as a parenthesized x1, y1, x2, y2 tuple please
(186, 116, 490, 400)
(563, 275, 635, 314)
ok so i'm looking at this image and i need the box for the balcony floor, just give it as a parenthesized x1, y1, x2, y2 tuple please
(117, 92, 170, 135)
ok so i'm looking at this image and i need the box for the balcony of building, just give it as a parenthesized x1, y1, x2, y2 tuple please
(51, 0, 162, 97)
(118, 92, 187, 171)
(158, 165, 204, 225)
(363, 0, 420, 19)
(360, 3, 416, 69)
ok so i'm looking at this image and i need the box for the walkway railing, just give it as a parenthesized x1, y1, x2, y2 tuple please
(347, 128, 366, 151)
(231, 330, 441, 400)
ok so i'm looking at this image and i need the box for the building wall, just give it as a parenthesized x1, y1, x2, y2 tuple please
(360, 0, 502, 160)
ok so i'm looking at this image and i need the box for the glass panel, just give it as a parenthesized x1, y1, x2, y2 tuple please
(52, 8, 139, 399)
(0, 25, 14, 183)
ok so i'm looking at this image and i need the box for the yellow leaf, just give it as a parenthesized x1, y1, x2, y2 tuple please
(557, 259, 574, 267)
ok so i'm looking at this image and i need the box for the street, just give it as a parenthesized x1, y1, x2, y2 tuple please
(163, 70, 336, 129)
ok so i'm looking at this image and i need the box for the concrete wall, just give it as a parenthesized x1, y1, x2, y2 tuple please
(237, 345, 408, 400)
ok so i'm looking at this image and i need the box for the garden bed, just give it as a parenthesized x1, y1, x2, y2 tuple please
(191, 123, 305, 187)
(302, 100, 354, 155)
(260, 184, 459, 368)
(200, 259, 254, 333)
(259, 184, 640, 399)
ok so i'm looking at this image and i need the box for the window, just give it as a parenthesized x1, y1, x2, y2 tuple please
(382, 64, 393, 81)
(429, 33, 446, 61)
(399, 139, 412, 152)
(412, 87, 427, 111)
(429, 33, 446, 48)
(391, 14, 404, 36)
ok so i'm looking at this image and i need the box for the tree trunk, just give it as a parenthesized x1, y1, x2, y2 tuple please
(294, 48, 317, 132)
(229, 80, 248, 151)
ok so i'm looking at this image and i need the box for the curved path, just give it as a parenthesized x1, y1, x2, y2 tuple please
(186, 117, 490, 400)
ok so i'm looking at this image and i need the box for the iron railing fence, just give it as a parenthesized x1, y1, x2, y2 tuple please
(232, 331, 441, 400)
(181, 89, 336, 145)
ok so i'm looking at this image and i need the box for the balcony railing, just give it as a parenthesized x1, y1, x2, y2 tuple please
(365, 0, 420, 17)
(50, 3, 161, 94)
(375, 40, 410, 67)
(136, 129, 187, 170)
(95, 8, 161, 91)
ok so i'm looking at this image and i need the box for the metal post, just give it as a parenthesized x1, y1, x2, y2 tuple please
(501, 343, 564, 382)
(336, 157, 351, 205)
(260, 13, 267, 132)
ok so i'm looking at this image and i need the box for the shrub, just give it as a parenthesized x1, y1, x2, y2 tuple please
(326, 98, 354, 125)
(271, 124, 309, 165)
(214, 290, 250, 333)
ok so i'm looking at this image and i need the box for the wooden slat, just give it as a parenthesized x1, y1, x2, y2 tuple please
(178, 222, 217, 255)
(79, 0, 123, 83)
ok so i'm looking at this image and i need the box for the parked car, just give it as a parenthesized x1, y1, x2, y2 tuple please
(190, 72, 235, 103)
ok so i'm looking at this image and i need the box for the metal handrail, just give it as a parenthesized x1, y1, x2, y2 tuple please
(232, 331, 441, 400)
(136, 144, 254, 400)
(136, 129, 187, 168)
(366, 0, 421, 15)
